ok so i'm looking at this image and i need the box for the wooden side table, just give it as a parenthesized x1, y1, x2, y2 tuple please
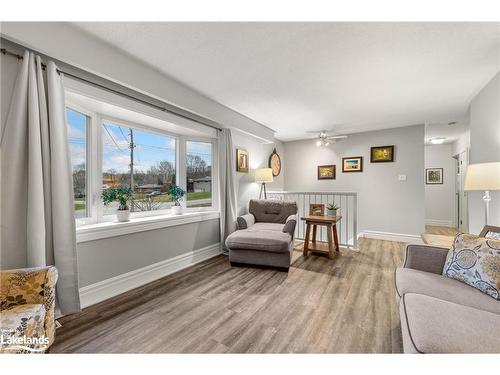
(301, 215, 342, 259)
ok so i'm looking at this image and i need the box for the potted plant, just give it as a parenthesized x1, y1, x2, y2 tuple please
(168, 185, 186, 215)
(101, 186, 133, 222)
(326, 202, 340, 216)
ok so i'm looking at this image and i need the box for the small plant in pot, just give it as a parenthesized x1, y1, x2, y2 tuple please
(101, 186, 133, 222)
(326, 203, 340, 217)
(168, 185, 186, 215)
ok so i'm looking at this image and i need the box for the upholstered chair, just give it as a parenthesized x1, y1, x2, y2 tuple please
(0, 266, 58, 353)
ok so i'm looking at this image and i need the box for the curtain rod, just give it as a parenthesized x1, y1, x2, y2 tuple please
(1, 47, 222, 132)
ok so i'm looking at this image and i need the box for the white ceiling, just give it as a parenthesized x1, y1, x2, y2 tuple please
(72, 22, 500, 141)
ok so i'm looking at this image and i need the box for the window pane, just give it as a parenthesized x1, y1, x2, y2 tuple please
(186, 141, 212, 208)
(102, 122, 176, 215)
(66, 108, 88, 219)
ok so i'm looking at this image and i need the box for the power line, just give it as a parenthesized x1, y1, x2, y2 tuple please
(103, 125, 126, 152)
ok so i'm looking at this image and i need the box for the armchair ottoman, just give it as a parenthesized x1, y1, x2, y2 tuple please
(225, 199, 298, 271)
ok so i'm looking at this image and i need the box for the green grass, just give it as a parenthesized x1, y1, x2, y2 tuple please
(74, 199, 85, 210)
(186, 192, 211, 200)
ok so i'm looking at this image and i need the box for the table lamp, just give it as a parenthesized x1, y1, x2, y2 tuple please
(464, 162, 500, 225)
(255, 168, 273, 199)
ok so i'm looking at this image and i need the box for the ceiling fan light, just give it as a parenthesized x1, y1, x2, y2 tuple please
(316, 140, 322, 147)
(430, 137, 446, 144)
(324, 141, 330, 146)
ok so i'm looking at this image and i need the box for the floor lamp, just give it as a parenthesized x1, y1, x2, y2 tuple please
(255, 168, 274, 199)
(464, 162, 500, 225)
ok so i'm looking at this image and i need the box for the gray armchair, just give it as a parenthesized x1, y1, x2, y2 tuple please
(225, 199, 298, 271)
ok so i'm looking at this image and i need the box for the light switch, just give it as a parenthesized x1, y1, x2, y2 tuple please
(398, 174, 407, 181)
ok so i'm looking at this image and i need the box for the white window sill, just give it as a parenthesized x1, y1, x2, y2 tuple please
(76, 211, 220, 243)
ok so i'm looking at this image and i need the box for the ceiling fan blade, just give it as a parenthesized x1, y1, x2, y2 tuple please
(326, 135, 348, 139)
(305, 130, 327, 134)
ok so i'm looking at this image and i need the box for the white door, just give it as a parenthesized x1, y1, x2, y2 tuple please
(456, 149, 469, 233)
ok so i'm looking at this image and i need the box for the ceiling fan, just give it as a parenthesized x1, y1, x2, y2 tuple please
(306, 130, 348, 147)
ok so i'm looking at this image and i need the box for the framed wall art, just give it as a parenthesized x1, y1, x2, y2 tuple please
(317, 165, 336, 180)
(370, 145, 394, 163)
(236, 148, 249, 173)
(342, 156, 363, 172)
(426, 168, 443, 184)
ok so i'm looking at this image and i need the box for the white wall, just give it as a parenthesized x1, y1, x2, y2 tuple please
(284, 125, 425, 236)
(425, 144, 456, 227)
(468, 71, 500, 234)
(231, 130, 284, 215)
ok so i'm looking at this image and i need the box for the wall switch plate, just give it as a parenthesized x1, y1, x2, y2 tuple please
(398, 174, 407, 181)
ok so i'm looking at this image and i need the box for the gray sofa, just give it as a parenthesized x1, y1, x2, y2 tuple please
(396, 244, 500, 353)
(225, 199, 298, 271)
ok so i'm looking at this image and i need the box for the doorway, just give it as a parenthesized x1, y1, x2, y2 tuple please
(454, 149, 469, 233)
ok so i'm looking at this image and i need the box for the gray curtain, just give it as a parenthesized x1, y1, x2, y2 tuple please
(1, 51, 81, 314)
(218, 128, 238, 253)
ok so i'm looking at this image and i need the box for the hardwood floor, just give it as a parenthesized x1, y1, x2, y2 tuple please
(50, 238, 405, 353)
(425, 225, 458, 236)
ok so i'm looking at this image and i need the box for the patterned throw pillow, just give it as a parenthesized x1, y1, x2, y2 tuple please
(442, 234, 500, 300)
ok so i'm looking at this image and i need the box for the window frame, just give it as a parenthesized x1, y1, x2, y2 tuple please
(66, 100, 218, 228)
(184, 137, 217, 212)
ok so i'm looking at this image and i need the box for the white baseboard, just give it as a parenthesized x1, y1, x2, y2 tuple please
(79, 243, 221, 308)
(358, 231, 423, 244)
(425, 219, 455, 227)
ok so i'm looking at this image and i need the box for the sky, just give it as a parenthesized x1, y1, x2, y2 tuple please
(67, 108, 212, 175)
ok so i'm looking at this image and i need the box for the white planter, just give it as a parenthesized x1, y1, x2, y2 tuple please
(326, 209, 337, 216)
(116, 209, 131, 222)
(171, 205, 183, 215)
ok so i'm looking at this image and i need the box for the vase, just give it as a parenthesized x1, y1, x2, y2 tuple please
(116, 209, 131, 222)
(326, 209, 337, 216)
(171, 205, 183, 215)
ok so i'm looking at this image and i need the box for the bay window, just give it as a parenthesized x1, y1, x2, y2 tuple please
(65, 99, 217, 227)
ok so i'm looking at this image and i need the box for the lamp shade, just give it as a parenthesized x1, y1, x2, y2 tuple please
(464, 162, 500, 191)
(255, 168, 274, 183)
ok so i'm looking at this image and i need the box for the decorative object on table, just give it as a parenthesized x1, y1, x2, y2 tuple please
(268, 148, 282, 177)
(479, 225, 500, 240)
(306, 130, 348, 147)
(236, 148, 249, 173)
(342, 156, 363, 172)
(464, 162, 500, 225)
(426, 168, 443, 184)
(255, 168, 273, 199)
(0, 266, 58, 353)
(442, 234, 500, 300)
(101, 185, 133, 222)
(168, 185, 186, 215)
(301, 215, 342, 259)
(309, 203, 325, 216)
(317, 165, 336, 180)
(326, 202, 340, 216)
(370, 145, 394, 162)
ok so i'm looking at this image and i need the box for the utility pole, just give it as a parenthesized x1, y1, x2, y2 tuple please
(129, 129, 135, 192)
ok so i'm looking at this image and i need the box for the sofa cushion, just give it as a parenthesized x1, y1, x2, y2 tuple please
(225, 225, 292, 253)
(400, 293, 500, 353)
(442, 234, 500, 300)
(395, 267, 500, 314)
(249, 199, 297, 224)
(0, 304, 47, 353)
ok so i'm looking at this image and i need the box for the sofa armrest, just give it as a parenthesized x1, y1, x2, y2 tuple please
(402, 244, 449, 275)
(283, 215, 297, 238)
(237, 213, 255, 230)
